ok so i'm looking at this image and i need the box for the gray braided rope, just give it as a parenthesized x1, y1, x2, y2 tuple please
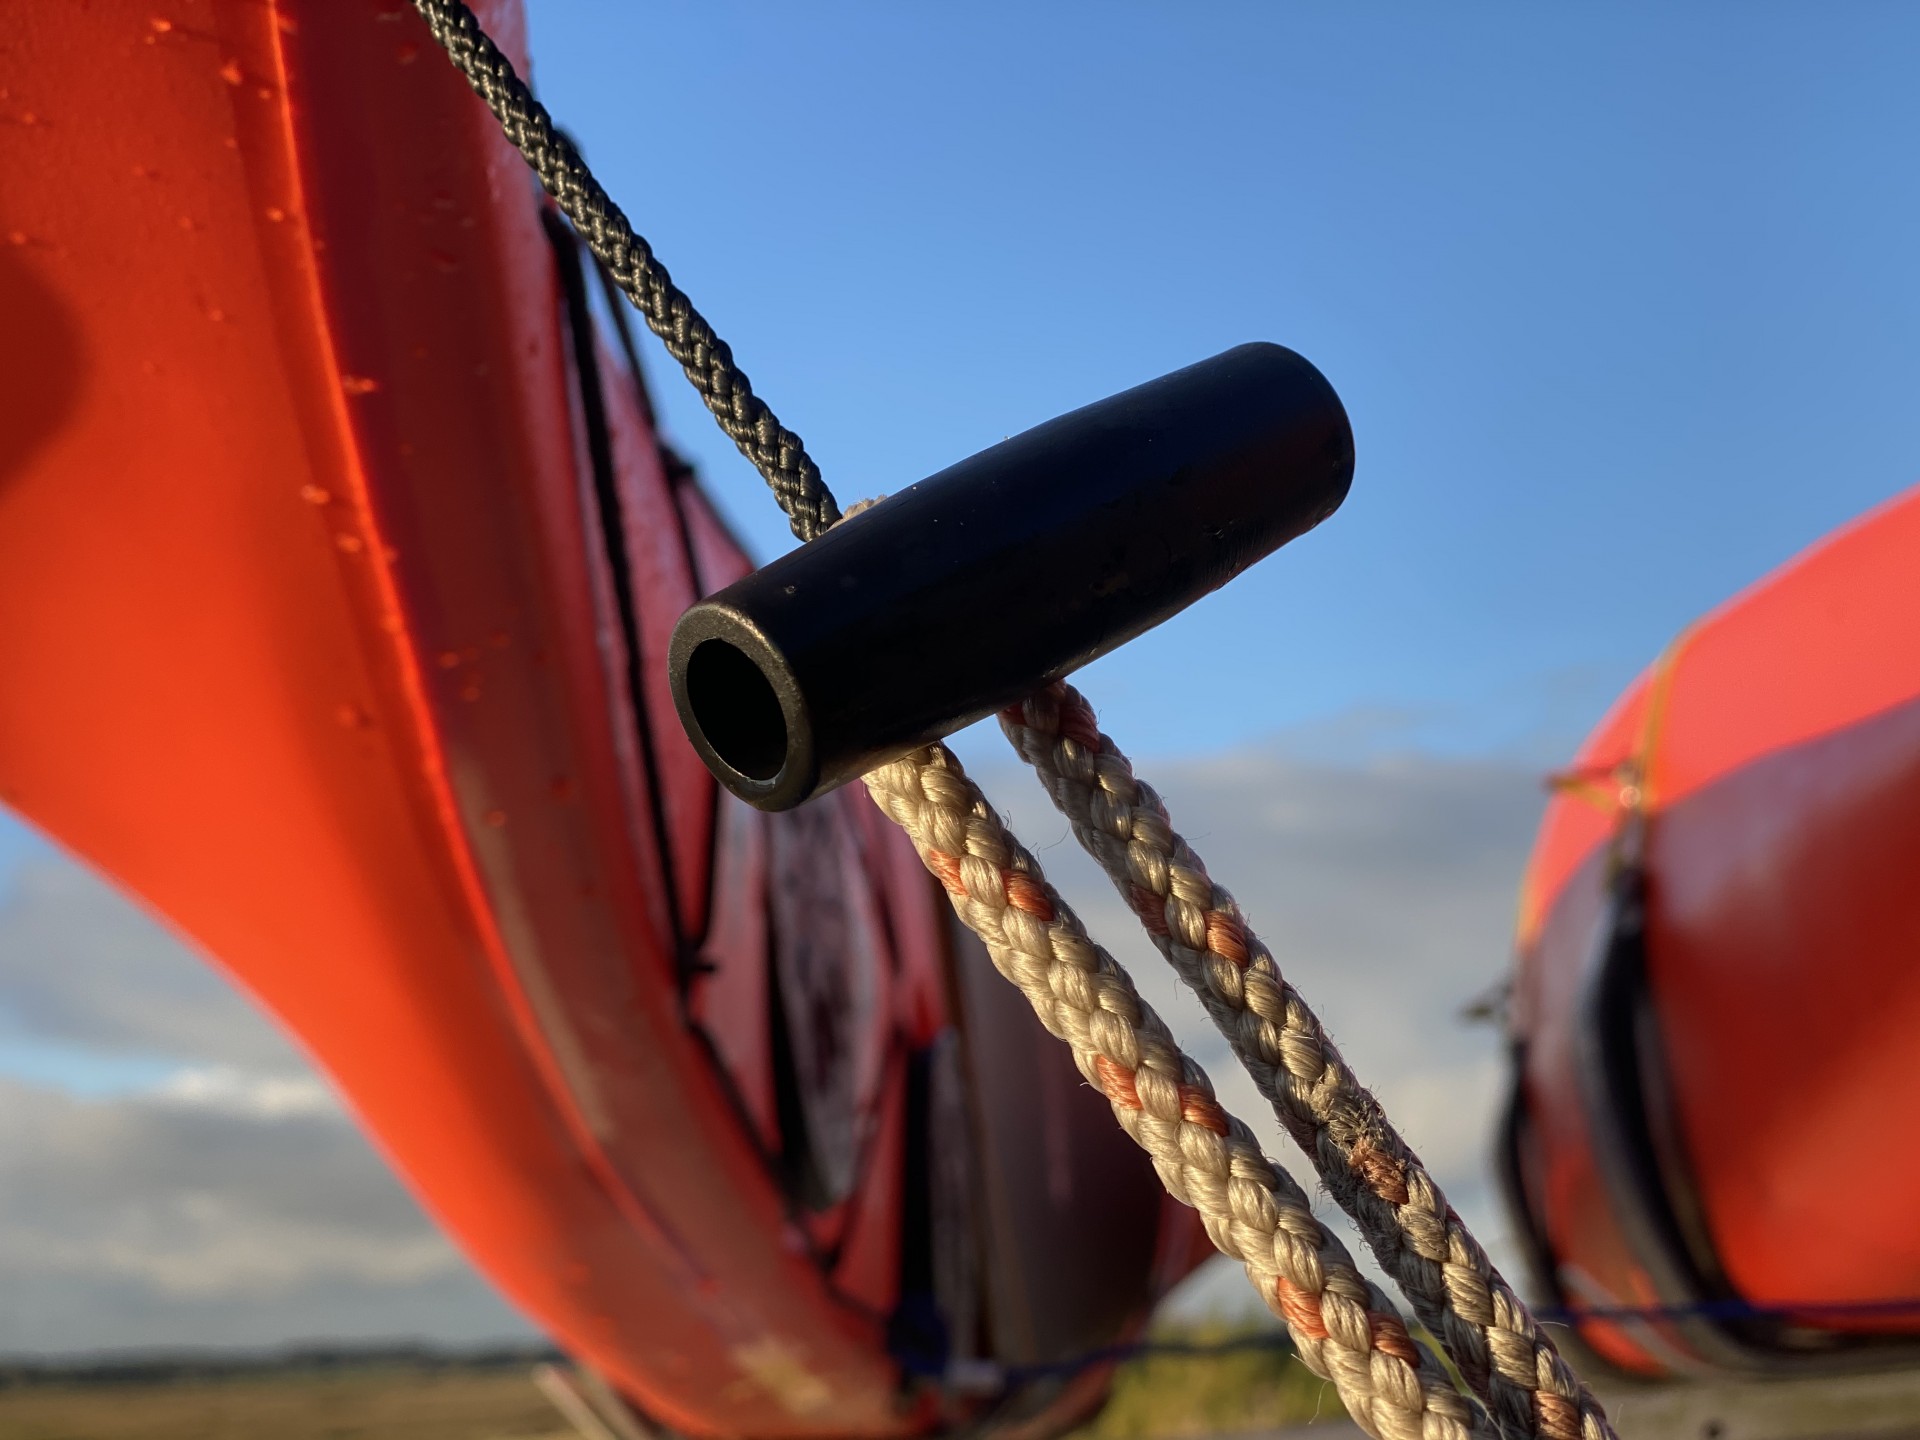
(861, 742, 1490, 1440)
(997, 683, 1614, 1440)
(403, 10, 1605, 1431)
(407, 0, 842, 542)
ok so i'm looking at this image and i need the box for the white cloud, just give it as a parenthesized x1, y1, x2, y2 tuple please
(0, 858, 533, 1353)
(974, 737, 1543, 1316)
(0, 1075, 531, 1351)
(144, 1065, 340, 1121)
(0, 734, 1545, 1350)
(0, 861, 304, 1072)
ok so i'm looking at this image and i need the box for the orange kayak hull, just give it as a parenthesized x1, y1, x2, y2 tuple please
(0, 1, 1201, 1430)
(1506, 484, 1920, 1376)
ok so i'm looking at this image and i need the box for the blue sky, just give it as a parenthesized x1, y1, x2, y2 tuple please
(529, 1, 1920, 761)
(7, 3, 1919, 850)
(0, 2, 1916, 1345)
(9, 0, 1920, 1082)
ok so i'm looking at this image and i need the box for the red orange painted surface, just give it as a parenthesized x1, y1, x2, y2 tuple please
(1510, 483, 1920, 1373)
(0, 2, 1207, 1432)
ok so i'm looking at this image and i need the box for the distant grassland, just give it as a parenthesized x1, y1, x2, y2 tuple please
(1073, 1320, 1346, 1439)
(0, 1365, 569, 1440)
(0, 1323, 1339, 1440)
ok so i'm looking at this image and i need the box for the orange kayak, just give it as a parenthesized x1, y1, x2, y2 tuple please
(1503, 483, 1920, 1377)
(0, 2, 1203, 1433)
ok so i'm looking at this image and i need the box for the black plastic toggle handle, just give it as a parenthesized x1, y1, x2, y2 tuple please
(669, 342, 1353, 811)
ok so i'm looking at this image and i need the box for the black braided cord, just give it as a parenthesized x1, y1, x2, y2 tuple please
(408, 0, 842, 542)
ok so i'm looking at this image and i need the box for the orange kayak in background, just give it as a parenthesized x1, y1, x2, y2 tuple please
(0, 2, 1204, 1434)
(1503, 482, 1920, 1378)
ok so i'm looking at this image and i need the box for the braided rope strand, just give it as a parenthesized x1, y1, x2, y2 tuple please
(406, 9, 1608, 1432)
(407, 0, 841, 541)
(998, 683, 1616, 1440)
(861, 743, 1491, 1440)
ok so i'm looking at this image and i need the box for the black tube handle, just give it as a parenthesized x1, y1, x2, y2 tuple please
(669, 342, 1353, 811)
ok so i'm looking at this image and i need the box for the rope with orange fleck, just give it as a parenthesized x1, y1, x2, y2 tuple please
(997, 681, 1617, 1440)
(403, 0, 1602, 1424)
(860, 741, 1490, 1440)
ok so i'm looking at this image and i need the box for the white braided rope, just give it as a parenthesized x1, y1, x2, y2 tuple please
(860, 742, 1490, 1440)
(996, 682, 1615, 1440)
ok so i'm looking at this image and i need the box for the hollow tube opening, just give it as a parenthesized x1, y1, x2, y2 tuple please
(684, 638, 788, 782)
